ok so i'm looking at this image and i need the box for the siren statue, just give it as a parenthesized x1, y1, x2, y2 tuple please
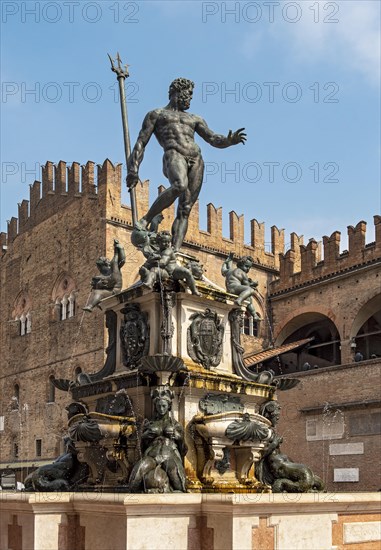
(129, 386, 187, 493)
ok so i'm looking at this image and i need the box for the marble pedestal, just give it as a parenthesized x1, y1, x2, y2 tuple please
(1, 492, 380, 550)
(66, 285, 275, 492)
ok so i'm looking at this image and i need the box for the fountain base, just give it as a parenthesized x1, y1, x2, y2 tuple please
(1, 492, 380, 550)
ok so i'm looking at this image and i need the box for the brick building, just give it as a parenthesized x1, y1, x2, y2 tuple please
(0, 159, 380, 491)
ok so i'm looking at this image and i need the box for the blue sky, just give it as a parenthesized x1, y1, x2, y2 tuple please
(1, 0, 380, 251)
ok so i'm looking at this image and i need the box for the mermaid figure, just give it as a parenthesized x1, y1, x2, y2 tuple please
(129, 386, 187, 493)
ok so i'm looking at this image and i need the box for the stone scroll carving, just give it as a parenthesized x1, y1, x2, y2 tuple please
(228, 309, 274, 383)
(52, 310, 117, 391)
(229, 309, 301, 391)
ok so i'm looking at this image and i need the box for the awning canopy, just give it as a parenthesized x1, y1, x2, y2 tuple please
(243, 337, 314, 367)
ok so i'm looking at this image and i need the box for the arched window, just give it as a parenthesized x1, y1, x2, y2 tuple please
(11, 384, 20, 410)
(60, 294, 69, 320)
(48, 375, 55, 403)
(19, 313, 27, 336)
(12, 291, 32, 336)
(52, 274, 77, 321)
(35, 439, 42, 457)
(242, 312, 260, 337)
(25, 311, 32, 333)
(68, 291, 76, 318)
(13, 441, 19, 458)
(74, 366, 82, 380)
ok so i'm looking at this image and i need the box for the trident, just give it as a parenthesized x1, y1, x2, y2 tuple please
(108, 52, 138, 226)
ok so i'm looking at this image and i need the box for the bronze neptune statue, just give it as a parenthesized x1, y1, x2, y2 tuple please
(127, 78, 246, 251)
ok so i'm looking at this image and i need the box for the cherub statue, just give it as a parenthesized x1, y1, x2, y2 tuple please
(83, 239, 126, 312)
(138, 231, 162, 289)
(140, 231, 200, 295)
(221, 253, 261, 319)
(129, 214, 168, 289)
(129, 386, 187, 493)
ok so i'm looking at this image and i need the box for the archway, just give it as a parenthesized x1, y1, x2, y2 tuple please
(274, 312, 341, 374)
(350, 293, 381, 360)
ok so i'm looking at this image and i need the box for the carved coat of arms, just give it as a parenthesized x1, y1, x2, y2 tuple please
(187, 308, 224, 369)
(120, 304, 149, 369)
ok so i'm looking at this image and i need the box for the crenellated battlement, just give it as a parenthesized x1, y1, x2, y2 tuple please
(109, 181, 286, 269)
(5, 160, 378, 278)
(1, 159, 123, 249)
(1, 159, 286, 270)
(271, 218, 381, 294)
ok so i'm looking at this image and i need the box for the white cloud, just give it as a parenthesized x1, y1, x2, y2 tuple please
(288, 1, 380, 83)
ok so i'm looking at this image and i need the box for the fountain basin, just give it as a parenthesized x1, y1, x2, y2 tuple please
(68, 412, 136, 442)
(193, 411, 271, 444)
